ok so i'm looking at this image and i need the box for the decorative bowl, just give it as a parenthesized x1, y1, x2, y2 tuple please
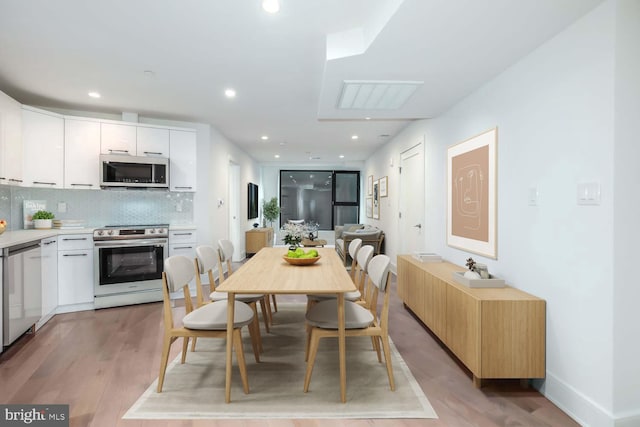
(0, 223, 5, 235)
(282, 255, 321, 266)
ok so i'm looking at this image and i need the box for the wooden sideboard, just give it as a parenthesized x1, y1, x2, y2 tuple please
(245, 228, 274, 255)
(397, 255, 546, 386)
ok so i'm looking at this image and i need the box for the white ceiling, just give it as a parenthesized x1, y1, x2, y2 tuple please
(0, 0, 603, 164)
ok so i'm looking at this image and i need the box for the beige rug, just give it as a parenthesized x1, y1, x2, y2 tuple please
(124, 304, 437, 419)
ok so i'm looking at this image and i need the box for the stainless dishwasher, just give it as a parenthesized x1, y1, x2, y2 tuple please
(2, 241, 42, 347)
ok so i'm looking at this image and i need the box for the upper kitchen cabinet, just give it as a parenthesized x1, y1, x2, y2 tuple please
(22, 106, 64, 188)
(0, 90, 23, 186)
(100, 122, 136, 155)
(169, 129, 196, 192)
(137, 126, 169, 157)
(64, 117, 101, 189)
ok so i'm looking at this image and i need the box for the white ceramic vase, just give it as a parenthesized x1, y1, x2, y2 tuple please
(34, 219, 53, 229)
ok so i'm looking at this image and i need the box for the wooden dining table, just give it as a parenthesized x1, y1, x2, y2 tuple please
(215, 246, 356, 403)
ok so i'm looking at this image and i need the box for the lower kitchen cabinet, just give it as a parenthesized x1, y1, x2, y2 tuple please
(169, 228, 197, 290)
(57, 234, 94, 309)
(38, 237, 58, 328)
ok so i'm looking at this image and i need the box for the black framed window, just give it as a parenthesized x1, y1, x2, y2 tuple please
(280, 170, 360, 230)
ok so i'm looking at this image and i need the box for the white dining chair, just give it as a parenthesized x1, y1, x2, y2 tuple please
(303, 254, 395, 393)
(193, 245, 263, 359)
(157, 255, 254, 395)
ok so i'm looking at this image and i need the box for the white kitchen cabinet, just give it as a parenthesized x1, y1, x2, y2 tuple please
(100, 122, 136, 155)
(22, 106, 64, 188)
(0, 90, 23, 186)
(64, 118, 101, 189)
(57, 234, 94, 308)
(137, 126, 169, 157)
(169, 129, 197, 192)
(169, 228, 197, 288)
(38, 237, 58, 329)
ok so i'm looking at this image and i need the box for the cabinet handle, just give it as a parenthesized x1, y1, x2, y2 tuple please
(63, 253, 88, 257)
(173, 246, 193, 250)
(63, 238, 88, 241)
(173, 233, 193, 236)
(9, 178, 23, 183)
(108, 149, 130, 154)
(33, 181, 56, 186)
(0, 177, 5, 180)
(43, 241, 57, 245)
(71, 183, 94, 187)
(174, 186, 192, 189)
(143, 151, 163, 155)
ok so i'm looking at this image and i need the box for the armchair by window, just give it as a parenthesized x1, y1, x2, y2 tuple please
(334, 224, 384, 267)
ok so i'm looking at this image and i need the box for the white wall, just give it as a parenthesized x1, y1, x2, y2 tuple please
(366, 2, 630, 426)
(613, 1, 640, 426)
(207, 126, 260, 259)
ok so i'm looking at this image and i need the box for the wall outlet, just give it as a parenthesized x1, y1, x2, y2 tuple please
(58, 202, 67, 213)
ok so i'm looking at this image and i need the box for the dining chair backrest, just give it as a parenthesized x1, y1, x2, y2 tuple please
(356, 245, 374, 273)
(164, 255, 195, 293)
(217, 239, 234, 282)
(218, 239, 234, 262)
(195, 245, 217, 274)
(347, 238, 362, 281)
(367, 254, 391, 293)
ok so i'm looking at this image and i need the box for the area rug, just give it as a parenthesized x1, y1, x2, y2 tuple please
(124, 303, 437, 420)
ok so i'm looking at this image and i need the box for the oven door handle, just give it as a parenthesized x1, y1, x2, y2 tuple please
(94, 239, 167, 248)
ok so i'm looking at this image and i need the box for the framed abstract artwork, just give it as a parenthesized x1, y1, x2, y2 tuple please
(373, 179, 380, 219)
(366, 197, 373, 218)
(379, 176, 388, 197)
(447, 127, 498, 259)
(367, 175, 373, 196)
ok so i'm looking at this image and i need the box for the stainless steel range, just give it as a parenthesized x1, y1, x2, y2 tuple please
(93, 224, 168, 309)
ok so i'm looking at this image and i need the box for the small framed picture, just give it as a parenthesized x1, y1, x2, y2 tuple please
(380, 176, 388, 197)
(373, 179, 380, 220)
(366, 197, 373, 218)
(367, 175, 373, 196)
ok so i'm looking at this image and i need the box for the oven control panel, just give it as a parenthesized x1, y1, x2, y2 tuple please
(93, 226, 169, 240)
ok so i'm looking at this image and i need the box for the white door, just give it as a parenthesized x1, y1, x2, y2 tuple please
(229, 163, 242, 261)
(399, 141, 425, 254)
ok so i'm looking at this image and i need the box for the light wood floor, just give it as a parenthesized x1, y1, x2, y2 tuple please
(0, 273, 579, 427)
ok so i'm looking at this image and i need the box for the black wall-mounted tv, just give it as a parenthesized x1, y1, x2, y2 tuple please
(248, 182, 258, 220)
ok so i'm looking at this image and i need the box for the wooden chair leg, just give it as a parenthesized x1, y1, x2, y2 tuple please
(303, 329, 321, 392)
(157, 335, 173, 393)
(264, 295, 274, 325)
(259, 297, 271, 333)
(190, 336, 198, 352)
(270, 294, 278, 312)
(304, 323, 312, 361)
(248, 304, 262, 362)
(372, 336, 382, 362)
(233, 329, 250, 394)
(381, 335, 395, 391)
(181, 337, 189, 364)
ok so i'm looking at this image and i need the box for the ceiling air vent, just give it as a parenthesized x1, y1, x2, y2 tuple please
(337, 80, 422, 110)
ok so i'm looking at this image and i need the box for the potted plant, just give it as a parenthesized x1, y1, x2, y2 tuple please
(262, 197, 280, 228)
(32, 210, 54, 229)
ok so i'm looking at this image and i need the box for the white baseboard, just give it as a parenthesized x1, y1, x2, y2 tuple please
(538, 371, 614, 427)
(615, 411, 640, 427)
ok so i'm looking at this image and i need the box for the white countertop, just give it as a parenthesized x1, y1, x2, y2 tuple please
(169, 224, 196, 230)
(0, 228, 95, 249)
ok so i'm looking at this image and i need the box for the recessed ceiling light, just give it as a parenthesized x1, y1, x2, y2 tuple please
(88, 91, 101, 98)
(262, 0, 280, 14)
(261, 135, 269, 140)
(339, 155, 345, 158)
(143, 70, 155, 78)
(224, 88, 236, 98)
(274, 154, 280, 158)
(365, 117, 371, 120)
(351, 135, 359, 140)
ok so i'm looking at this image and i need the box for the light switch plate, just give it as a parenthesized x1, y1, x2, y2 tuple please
(577, 182, 601, 205)
(528, 187, 538, 206)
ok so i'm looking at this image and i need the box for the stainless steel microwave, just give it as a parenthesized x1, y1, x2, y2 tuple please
(100, 154, 169, 189)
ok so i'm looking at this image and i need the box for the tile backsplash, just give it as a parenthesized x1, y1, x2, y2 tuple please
(0, 185, 193, 230)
